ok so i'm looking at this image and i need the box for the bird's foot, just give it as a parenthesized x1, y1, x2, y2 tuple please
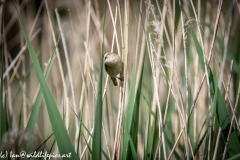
(117, 77, 124, 81)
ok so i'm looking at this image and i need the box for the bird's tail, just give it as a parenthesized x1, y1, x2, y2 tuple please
(111, 77, 118, 86)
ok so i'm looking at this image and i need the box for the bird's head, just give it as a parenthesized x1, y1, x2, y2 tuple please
(104, 52, 117, 65)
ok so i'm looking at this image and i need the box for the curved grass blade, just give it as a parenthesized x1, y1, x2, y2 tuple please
(14, 2, 79, 159)
(26, 37, 60, 132)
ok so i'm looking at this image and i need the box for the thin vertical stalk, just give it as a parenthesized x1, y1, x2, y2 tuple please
(112, 0, 126, 158)
(55, 9, 79, 131)
(44, 0, 69, 128)
(189, 0, 202, 144)
(207, 1, 223, 159)
(179, 0, 189, 159)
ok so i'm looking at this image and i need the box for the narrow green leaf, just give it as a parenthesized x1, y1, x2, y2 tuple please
(14, 2, 79, 159)
(83, 132, 92, 155)
(191, 128, 207, 160)
(145, 119, 153, 159)
(142, 94, 155, 117)
(77, 114, 82, 156)
(165, 134, 181, 160)
(145, 110, 159, 160)
(71, 104, 109, 159)
(125, 49, 145, 160)
(126, 127, 138, 160)
(92, 0, 105, 158)
(152, 112, 160, 159)
(122, 51, 137, 160)
(203, 133, 209, 160)
(35, 133, 54, 152)
(133, 51, 145, 145)
(92, 53, 103, 159)
(26, 37, 60, 132)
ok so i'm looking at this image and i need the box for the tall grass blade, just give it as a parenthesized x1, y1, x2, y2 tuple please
(92, 53, 103, 159)
(145, 108, 154, 159)
(26, 37, 60, 132)
(126, 126, 138, 160)
(92, 1, 105, 157)
(122, 51, 137, 159)
(145, 101, 159, 159)
(152, 112, 159, 159)
(128, 51, 145, 159)
(14, 2, 79, 159)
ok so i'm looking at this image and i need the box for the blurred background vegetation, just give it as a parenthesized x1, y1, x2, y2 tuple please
(0, 0, 240, 159)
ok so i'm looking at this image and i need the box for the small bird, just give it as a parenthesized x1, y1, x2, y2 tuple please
(104, 52, 124, 86)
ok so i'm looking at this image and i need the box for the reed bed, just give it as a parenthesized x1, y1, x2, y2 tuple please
(0, 0, 240, 159)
